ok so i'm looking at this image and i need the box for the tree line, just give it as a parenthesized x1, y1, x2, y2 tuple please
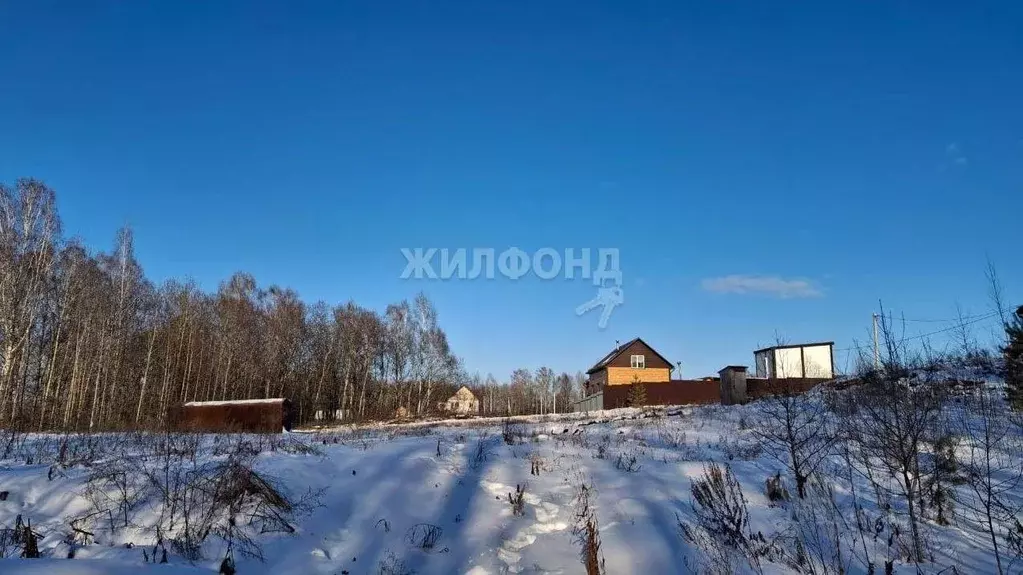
(0, 178, 585, 431)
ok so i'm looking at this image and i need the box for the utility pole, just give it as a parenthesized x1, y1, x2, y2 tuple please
(872, 313, 880, 369)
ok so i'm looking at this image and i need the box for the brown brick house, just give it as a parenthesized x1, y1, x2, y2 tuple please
(585, 338, 674, 395)
(579, 338, 726, 409)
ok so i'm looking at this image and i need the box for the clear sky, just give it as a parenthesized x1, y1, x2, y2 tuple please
(1, 1, 1020, 379)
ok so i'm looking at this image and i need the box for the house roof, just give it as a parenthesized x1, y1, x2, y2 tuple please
(586, 337, 674, 375)
(448, 386, 477, 401)
(184, 398, 287, 407)
(752, 341, 835, 355)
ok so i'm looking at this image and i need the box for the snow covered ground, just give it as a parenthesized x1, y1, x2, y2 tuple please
(0, 397, 1018, 574)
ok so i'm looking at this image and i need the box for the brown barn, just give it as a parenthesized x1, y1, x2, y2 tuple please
(172, 398, 293, 433)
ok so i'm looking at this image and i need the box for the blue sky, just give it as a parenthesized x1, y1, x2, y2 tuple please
(1, 1, 1021, 379)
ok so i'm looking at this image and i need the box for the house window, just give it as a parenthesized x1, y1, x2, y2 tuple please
(631, 354, 645, 369)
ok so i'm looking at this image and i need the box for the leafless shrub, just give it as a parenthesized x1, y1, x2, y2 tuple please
(613, 452, 641, 473)
(508, 484, 526, 517)
(391, 426, 436, 439)
(679, 463, 772, 574)
(84, 457, 148, 531)
(0, 428, 27, 461)
(29, 432, 111, 468)
(265, 434, 322, 456)
(503, 419, 526, 445)
(749, 385, 836, 499)
(956, 388, 1022, 574)
(70, 432, 320, 563)
(850, 380, 945, 564)
(765, 472, 789, 504)
(529, 454, 543, 476)
(593, 434, 611, 460)
(925, 432, 959, 527)
(572, 483, 606, 575)
(469, 434, 491, 470)
(378, 550, 415, 575)
(719, 436, 764, 461)
(218, 552, 237, 574)
(676, 440, 708, 462)
(210, 436, 261, 458)
(0, 526, 15, 558)
(657, 425, 687, 449)
(787, 478, 852, 575)
(686, 463, 751, 549)
(404, 523, 443, 551)
(0, 514, 41, 558)
(1006, 520, 1023, 572)
(845, 308, 950, 564)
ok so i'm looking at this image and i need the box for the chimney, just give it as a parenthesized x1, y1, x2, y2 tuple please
(718, 365, 748, 405)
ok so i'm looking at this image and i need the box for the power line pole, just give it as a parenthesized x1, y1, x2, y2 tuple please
(872, 313, 880, 369)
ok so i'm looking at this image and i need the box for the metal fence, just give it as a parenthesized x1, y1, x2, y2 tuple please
(572, 392, 604, 413)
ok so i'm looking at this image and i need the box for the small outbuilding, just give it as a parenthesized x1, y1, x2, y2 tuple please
(754, 342, 835, 379)
(173, 398, 293, 433)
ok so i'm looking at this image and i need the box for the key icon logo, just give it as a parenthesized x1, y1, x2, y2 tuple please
(575, 283, 624, 329)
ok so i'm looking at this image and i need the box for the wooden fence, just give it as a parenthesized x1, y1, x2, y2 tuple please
(592, 377, 830, 411)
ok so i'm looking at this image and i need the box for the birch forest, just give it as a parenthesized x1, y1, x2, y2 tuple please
(0, 179, 587, 431)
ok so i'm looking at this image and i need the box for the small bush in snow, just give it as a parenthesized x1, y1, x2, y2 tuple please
(657, 426, 686, 449)
(785, 479, 850, 575)
(748, 387, 835, 500)
(719, 437, 763, 461)
(508, 484, 526, 517)
(680, 463, 772, 573)
(378, 550, 414, 575)
(765, 472, 789, 504)
(469, 434, 491, 470)
(404, 523, 443, 552)
(687, 464, 752, 549)
(71, 434, 321, 563)
(925, 433, 959, 526)
(502, 419, 525, 445)
(21, 522, 40, 559)
(0, 527, 14, 558)
(572, 484, 606, 575)
(218, 553, 236, 575)
(529, 455, 543, 476)
(0, 515, 42, 559)
(593, 434, 611, 460)
(613, 452, 641, 473)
